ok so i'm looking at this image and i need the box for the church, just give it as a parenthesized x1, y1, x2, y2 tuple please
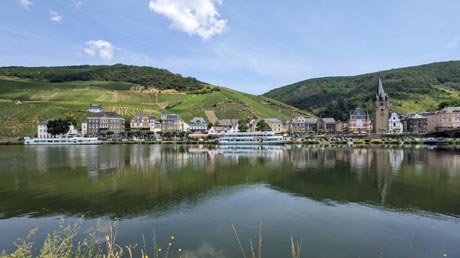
(373, 78, 390, 134)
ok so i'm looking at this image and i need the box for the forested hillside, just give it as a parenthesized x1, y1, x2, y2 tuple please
(264, 61, 460, 121)
(0, 64, 204, 91)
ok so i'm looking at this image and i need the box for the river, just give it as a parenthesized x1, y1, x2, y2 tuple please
(0, 145, 459, 257)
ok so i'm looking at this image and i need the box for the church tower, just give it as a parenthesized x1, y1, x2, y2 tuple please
(373, 77, 389, 133)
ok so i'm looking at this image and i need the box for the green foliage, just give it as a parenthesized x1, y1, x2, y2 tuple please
(0, 64, 204, 91)
(264, 61, 460, 119)
(0, 74, 310, 136)
(256, 120, 271, 131)
(47, 119, 71, 136)
(238, 119, 249, 132)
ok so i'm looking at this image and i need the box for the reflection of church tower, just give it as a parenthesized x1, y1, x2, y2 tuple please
(373, 77, 389, 133)
(374, 149, 392, 205)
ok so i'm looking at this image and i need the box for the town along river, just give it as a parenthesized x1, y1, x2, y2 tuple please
(0, 144, 459, 257)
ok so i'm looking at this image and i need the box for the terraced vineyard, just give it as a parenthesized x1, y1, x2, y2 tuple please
(0, 78, 309, 136)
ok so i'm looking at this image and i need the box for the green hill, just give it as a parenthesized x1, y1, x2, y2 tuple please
(0, 64, 204, 91)
(264, 61, 460, 121)
(0, 66, 308, 136)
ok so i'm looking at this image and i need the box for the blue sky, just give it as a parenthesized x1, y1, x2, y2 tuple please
(1, 0, 460, 94)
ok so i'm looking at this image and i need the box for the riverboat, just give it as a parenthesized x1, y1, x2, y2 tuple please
(218, 131, 286, 145)
(23, 136, 102, 145)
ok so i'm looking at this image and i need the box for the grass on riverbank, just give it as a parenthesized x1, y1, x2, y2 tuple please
(1, 219, 305, 258)
(0, 218, 187, 258)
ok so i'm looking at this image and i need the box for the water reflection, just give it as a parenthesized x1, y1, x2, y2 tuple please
(0, 145, 460, 218)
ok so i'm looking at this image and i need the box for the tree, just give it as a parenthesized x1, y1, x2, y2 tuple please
(238, 119, 249, 132)
(256, 120, 271, 131)
(47, 119, 70, 137)
(64, 116, 77, 127)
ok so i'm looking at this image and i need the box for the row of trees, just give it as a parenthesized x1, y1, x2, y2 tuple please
(237, 119, 271, 132)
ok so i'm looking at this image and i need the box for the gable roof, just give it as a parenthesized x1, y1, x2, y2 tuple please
(350, 107, 368, 120)
(375, 77, 388, 101)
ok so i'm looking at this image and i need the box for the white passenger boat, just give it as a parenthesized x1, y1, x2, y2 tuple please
(218, 131, 286, 145)
(24, 136, 102, 145)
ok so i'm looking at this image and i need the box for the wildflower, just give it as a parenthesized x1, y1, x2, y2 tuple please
(168, 242, 172, 246)
(178, 248, 182, 252)
(158, 248, 162, 252)
(171, 235, 175, 240)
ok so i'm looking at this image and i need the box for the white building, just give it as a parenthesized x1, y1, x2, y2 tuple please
(130, 114, 160, 133)
(81, 122, 87, 135)
(88, 104, 102, 113)
(38, 121, 78, 138)
(388, 112, 403, 134)
(189, 117, 208, 132)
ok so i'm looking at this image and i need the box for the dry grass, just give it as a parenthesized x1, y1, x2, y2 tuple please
(0, 218, 187, 258)
(232, 222, 303, 258)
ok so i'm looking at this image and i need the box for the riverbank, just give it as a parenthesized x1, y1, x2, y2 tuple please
(3, 139, 460, 146)
(3, 136, 460, 146)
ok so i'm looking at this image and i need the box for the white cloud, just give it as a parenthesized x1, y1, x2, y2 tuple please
(18, 0, 32, 9)
(84, 40, 117, 61)
(74, 0, 83, 8)
(49, 11, 63, 23)
(148, 0, 226, 40)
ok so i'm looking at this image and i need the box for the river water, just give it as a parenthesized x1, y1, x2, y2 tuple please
(0, 144, 459, 257)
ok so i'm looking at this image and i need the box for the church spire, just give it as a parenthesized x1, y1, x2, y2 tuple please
(375, 77, 388, 101)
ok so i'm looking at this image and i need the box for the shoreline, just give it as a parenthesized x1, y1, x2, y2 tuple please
(2, 139, 460, 146)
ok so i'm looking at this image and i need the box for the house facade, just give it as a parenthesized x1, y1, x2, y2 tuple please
(161, 114, 187, 132)
(263, 118, 286, 133)
(388, 112, 403, 134)
(426, 107, 460, 132)
(84, 112, 125, 135)
(401, 114, 428, 134)
(189, 117, 208, 132)
(130, 114, 160, 133)
(348, 107, 372, 134)
(291, 117, 336, 135)
(317, 118, 336, 134)
(291, 117, 307, 134)
(217, 119, 239, 132)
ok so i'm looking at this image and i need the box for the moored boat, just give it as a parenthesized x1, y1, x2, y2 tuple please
(218, 131, 286, 145)
(24, 136, 102, 145)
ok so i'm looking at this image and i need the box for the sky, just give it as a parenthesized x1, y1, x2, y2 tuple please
(1, 0, 460, 94)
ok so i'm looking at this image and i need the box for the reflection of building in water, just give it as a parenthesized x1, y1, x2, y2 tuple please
(208, 146, 287, 167)
(388, 149, 404, 173)
(86, 146, 125, 180)
(401, 148, 427, 175)
(35, 146, 50, 173)
(127, 145, 211, 173)
(187, 146, 209, 169)
(373, 149, 392, 205)
(349, 148, 372, 173)
(129, 145, 162, 172)
(425, 150, 460, 177)
(286, 146, 339, 170)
